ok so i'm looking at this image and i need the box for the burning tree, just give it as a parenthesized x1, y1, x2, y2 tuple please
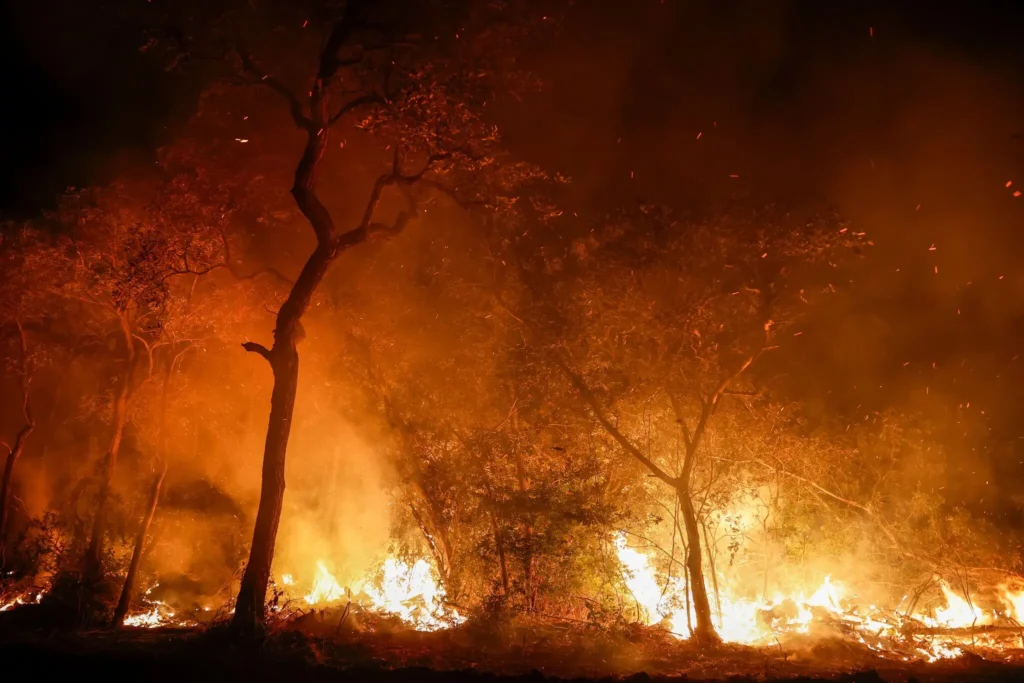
(514, 204, 861, 644)
(0, 230, 48, 567)
(147, 0, 561, 634)
(8, 178, 233, 602)
(330, 233, 615, 615)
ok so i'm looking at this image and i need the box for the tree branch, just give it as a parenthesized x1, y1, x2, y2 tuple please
(241, 341, 272, 362)
(328, 94, 385, 126)
(169, 262, 294, 287)
(667, 391, 693, 453)
(333, 151, 449, 251)
(746, 455, 904, 552)
(131, 334, 155, 381)
(237, 52, 312, 132)
(396, 152, 452, 184)
(556, 358, 678, 488)
(419, 179, 492, 211)
(167, 227, 294, 287)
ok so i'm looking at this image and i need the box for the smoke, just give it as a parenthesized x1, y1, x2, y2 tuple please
(495, 0, 1024, 510)
(273, 417, 394, 594)
(3, 0, 1023, 638)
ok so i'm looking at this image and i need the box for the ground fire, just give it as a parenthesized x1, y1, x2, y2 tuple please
(2, 1, 1024, 682)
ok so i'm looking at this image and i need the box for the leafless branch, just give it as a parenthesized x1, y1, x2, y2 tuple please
(328, 94, 385, 125)
(333, 151, 452, 250)
(418, 179, 492, 211)
(746, 454, 904, 552)
(667, 392, 693, 453)
(396, 152, 452, 184)
(237, 52, 312, 132)
(557, 358, 678, 488)
(167, 228, 294, 287)
(241, 341, 272, 362)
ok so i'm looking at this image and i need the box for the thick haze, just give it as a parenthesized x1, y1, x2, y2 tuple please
(1, 0, 1022, 576)
(494, 1, 1024, 514)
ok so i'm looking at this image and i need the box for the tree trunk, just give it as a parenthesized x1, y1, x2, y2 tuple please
(0, 409, 32, 568)
(231, 341, 300, 635)
(490, 512, 510, 597)
(84, 326, 133, 582)
(230, 72, 339, 633)
(409, 493, 454, 594)
(513, 440, 536, 611)
(677, 484, 718, 646)
(113, 352, 175, 627)
(230, 12, 425, 633)
(701, 518, 723, 623)
(112, 463, 166, 627)
(0, 320, 34, 567)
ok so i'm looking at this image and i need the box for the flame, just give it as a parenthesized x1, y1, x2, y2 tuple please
(611, 533, 1024, 661)
(304, 561, 346, 605)
(0, 585, 188, 630)
(281, 553, 463, 631)
(1000, 586, 1024, 622)
(929, 582, 990, 628)
(364, 557, 463, 631)
(614, 533, 676, 627)
(123, 605, 170, 628)
(122, 583, 194, 629)
(0, 589, 45, 612)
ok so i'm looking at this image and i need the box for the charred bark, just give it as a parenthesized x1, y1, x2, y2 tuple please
(230, 13, 431, 635)
(0, 320, 34, 567)
(232, 332, 302, 635)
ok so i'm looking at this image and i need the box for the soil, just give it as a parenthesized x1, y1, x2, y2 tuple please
(2, 625, 1024, 683)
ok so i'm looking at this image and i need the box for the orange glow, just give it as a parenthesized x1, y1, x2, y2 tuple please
(279, 553, 463, 631)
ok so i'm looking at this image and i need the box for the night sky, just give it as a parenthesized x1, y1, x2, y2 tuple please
(3, 2, 1022, 213)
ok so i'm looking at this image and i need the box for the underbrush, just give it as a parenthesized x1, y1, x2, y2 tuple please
(3, 599, 1024, 681)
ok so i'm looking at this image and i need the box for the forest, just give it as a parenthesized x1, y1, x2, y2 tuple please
(2, 1, 1024, 681)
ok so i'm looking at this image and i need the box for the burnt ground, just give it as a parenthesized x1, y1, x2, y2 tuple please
(2, 624, 1024, 683)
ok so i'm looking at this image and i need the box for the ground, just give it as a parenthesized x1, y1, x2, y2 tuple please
(2, 622, 1024, 683)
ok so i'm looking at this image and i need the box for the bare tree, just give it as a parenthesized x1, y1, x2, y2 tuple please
(226, 3, 551, 634)
(0, 320, 35, 567)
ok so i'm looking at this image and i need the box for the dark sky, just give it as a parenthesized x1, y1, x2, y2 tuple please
(1, 0, 1022, 509)
(0, 0, 185, 216)
(2, 1, 1021, 213)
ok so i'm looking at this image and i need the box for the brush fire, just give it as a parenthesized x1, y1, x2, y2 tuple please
(2, 1, 1024, 681)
